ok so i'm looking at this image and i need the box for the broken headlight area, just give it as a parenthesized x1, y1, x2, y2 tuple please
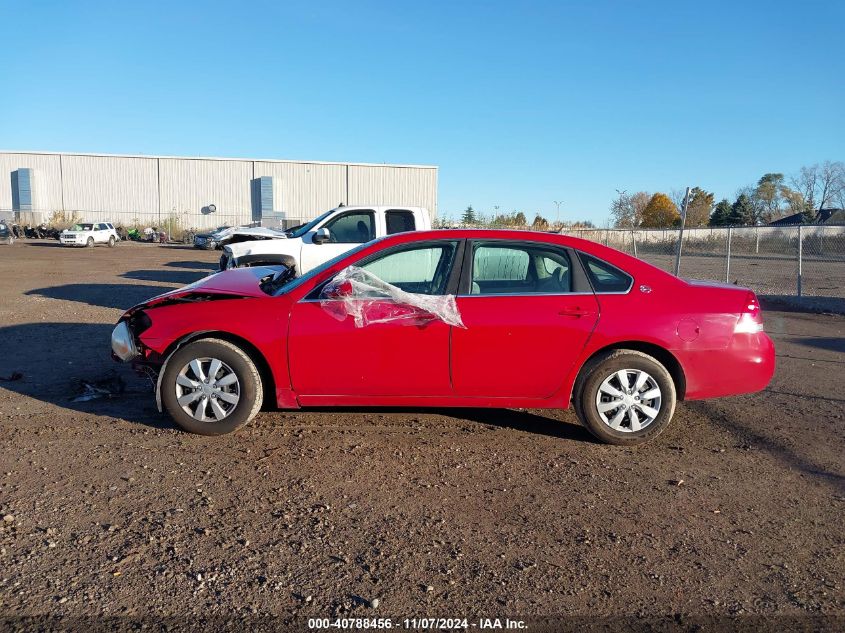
(111, 309, 156, 363)
(319, 266, 465, 329)
(111, 320, 140, 362)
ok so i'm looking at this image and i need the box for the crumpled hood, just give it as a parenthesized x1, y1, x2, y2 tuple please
(123, 268, 274, 316)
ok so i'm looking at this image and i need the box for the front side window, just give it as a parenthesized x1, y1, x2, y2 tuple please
(324, 211, 375, 243)
(578, 252, 633, 293)
(470, 243, 573, 295)
(386, 210, 416, 235)
(359, 242, 459, 295)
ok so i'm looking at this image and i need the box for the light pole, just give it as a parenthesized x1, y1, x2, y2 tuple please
(553, 200, 563, 226)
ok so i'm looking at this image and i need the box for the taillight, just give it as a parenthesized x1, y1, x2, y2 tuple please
(735, 292, 764, 334)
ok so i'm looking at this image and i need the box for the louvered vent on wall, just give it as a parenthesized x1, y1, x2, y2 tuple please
(11, 168, 33, 211)
(251, 176, 280, 221)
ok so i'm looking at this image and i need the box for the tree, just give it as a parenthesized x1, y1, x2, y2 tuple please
(641, 193, 680, 228)
(685, 187, 715, 227)
(532, 214, 549, 230)
(460, 205, 476, 224)
(514, 211, 527, 226)
(792, 161, 845, 212)
(727, 193, 754, 226)
(754, 173, 785, 222)
(709, 199, 732, 226)
(610, 190, 649, 228)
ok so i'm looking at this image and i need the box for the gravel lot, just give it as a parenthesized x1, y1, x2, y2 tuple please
(0, 241, 843, 630)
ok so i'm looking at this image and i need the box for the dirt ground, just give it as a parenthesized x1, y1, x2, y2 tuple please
(0, 241, 843, 631)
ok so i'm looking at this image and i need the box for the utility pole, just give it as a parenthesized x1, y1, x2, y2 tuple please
(553, 200, 563, 226)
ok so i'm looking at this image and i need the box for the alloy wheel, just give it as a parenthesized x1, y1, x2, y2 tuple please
(595, 369, 662, 433)
(175, 357, 241, 422)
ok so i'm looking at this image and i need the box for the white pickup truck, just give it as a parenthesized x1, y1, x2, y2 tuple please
(219, 205, 431, 273)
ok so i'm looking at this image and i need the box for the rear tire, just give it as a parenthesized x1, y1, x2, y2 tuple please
(108, 235, 116, 247)
(160, 338, 263, 435)
(574, 349, 676, 446)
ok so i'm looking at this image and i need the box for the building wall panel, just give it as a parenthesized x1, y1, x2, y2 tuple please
(61, 155, 158, 219)
(0, 153, 63, 214)
(348, 165, 438, 218)
(252, 161, 346, 222)
(0, 152, 438, 229)
(158, 158, 253, 229)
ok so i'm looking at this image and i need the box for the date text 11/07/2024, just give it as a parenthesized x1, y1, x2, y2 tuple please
(307, 617, 527, 630)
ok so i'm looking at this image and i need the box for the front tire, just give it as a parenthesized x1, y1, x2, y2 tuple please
(574, 349, 676, 446)
(160, 339, 263, 435)
(86, 237, 95, 248)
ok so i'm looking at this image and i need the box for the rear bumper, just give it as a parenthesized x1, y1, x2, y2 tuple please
(682, 332, 775, 400)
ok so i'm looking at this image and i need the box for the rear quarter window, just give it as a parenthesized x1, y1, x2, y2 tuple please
(578, 252, 633, 293)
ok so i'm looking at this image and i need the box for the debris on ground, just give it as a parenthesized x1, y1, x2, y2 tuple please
(71, 372, 126, 402)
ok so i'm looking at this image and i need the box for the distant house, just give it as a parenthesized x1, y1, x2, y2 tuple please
(769, 212, 804, 226)
(819, 208, 844, 225)
(768, 208, 844, 226)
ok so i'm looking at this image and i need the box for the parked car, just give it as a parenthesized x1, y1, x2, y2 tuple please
(0, 222, 14, 245)
(111, 229, 775, 445)
(60, 222, 119, 247)
(219, 206, 430, 273)
(193, 226, 233, 250)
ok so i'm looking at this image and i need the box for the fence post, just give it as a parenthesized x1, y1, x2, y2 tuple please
(755, 226, 759, 254)
(797, 225, 803, 297)
(631, 229, 637, 258)
(726, 227, 732, 283)
(673, 187, 691, 277)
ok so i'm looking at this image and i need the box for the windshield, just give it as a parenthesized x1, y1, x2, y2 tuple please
(70, 223, 94, 231)
(271, 241, 372, 296)
(285, 208, 337, 239)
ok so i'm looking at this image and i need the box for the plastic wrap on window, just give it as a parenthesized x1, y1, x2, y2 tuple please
(319, 266, 465, 328)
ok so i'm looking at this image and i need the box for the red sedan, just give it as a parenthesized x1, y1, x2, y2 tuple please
(111, 230, 775, 445)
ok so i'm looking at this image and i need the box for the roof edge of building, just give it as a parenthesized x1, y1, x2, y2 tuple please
(0, 150, 437, 170)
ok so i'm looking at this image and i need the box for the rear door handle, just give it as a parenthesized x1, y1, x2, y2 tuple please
(559, 306, 594, 318)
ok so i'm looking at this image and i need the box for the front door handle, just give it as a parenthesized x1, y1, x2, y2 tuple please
(559, 306, 594, 318)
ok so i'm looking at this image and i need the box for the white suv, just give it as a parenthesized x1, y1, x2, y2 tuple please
(60, 222, 120, 247)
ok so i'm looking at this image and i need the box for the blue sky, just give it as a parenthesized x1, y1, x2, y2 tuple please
(1, 0, 842, 223)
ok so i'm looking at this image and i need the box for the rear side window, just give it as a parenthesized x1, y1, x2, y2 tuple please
(386, 210, 416, 235)
(578, 252, 633, 293)
(470, 243, 573, 295)
(96, 223, 108, 230)
(324, 211, 375, 243)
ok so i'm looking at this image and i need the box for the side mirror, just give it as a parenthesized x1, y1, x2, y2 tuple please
(312, 227, 331, 245)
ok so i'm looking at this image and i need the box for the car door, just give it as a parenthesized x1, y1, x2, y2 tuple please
(451, 240, 600, 399)
(94, 223, 109, 243)
(299, 209, 376, 274)
(288, 240, 462, 398)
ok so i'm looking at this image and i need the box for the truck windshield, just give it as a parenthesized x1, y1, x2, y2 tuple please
(71, 223, 94, 231)
(285, 208, 336, 239)
(271, 241, 373, 296)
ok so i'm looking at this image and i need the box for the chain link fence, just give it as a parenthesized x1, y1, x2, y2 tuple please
(0, 208, 312, 240)
(561, 225, 845, 299)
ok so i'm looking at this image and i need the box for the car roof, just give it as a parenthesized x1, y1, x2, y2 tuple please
(372, 228, 679, 281)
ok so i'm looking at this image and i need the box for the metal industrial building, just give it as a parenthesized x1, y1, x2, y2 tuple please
(0, 151, 438, 230)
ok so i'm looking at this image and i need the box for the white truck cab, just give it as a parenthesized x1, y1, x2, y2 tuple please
(220, 205, 431, 272)
(60, 222, 120, 247)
